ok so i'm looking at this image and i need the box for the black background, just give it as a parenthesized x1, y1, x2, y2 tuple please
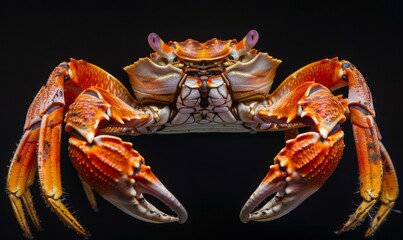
(1, 1, 402, 239)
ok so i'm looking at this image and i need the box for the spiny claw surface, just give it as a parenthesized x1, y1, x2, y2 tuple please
(241, 130, 344, 223)
(69, 135, 187, 224)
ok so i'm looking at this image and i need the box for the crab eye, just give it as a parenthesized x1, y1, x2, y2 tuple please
(148, 33, 162, 53)
(234, 29, 260, 57)
(245, 29, 259, 49)
(147, 32, 175, 59)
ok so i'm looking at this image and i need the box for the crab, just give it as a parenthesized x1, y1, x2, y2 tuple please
(7, 30, 398, 238)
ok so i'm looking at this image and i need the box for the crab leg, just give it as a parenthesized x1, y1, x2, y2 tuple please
(7, 64, 89, 238)
(37, 102, 89, 236)
(79, 176, 99, 212)
(367, 142, 399, 236)
(7, 128, 41, 238)
(268, 57, 348, 104)
(65, 87, 188, 224)
(336, 63, 399, 236)
(65, 58, 138, 108)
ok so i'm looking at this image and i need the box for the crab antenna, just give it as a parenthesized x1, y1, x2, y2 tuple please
(148, 33, 175, 60)
(234, 29, 259, 56)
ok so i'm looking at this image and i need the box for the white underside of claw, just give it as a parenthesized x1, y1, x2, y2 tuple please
(100, 172, 187, 224)
(103, 194, 179, 224)
(245, 172, 319, 222)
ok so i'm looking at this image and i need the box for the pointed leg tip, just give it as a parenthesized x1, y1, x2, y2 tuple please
(334, 224, 356, 236)
(23, 232, 34, 240)
(82, 231, 92, 239)
(365, 222, 378, 237)
(336, 225, 377, 238)
(334, 229, 344, 235)
(365, 230, 376, 238)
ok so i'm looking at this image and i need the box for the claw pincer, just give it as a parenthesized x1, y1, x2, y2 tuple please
(68, 135, 187, 224)
(241, 130, 344, 222)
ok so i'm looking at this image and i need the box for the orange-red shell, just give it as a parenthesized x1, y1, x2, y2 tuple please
(169, 38, 236, 61)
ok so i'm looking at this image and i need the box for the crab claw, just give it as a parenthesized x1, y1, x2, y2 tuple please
(104, 162, 188, 224)
(240, 130, 344, 223)
(240, 164, 288, 222)
(68, 135, 188, 224)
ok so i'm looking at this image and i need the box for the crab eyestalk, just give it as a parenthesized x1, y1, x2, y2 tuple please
(148, 32, 176, 62)
(233, 29, 259, 57)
